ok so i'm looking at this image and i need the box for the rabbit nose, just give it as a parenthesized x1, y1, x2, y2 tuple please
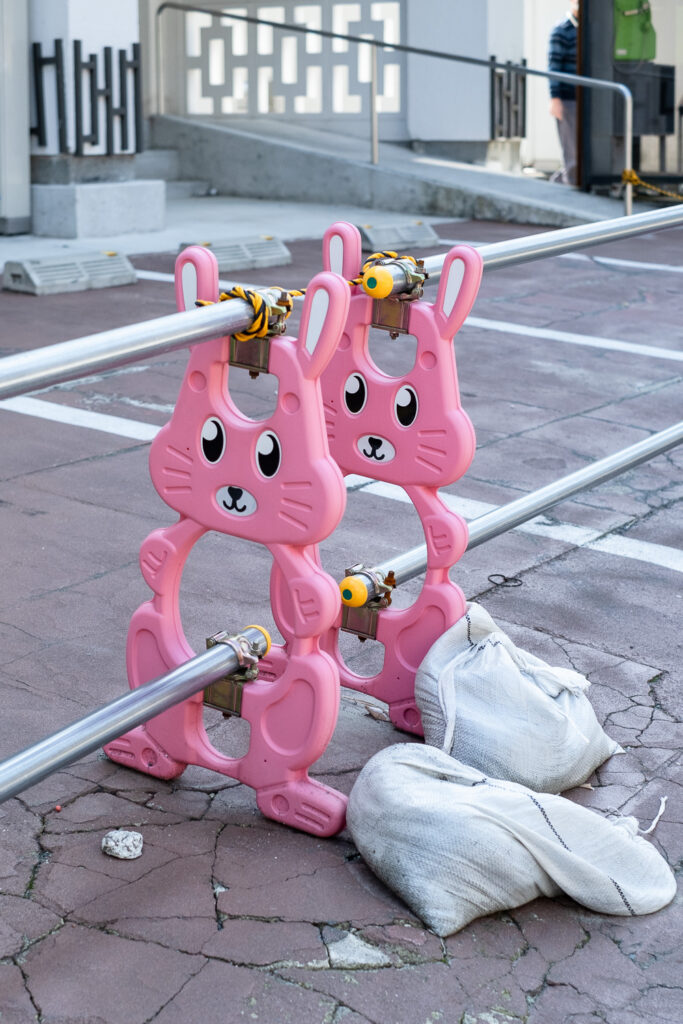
(228, 486, 243, 501)
(368, 437, 382, 453)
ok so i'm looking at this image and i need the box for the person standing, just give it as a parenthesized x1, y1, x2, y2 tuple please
(549, 2, 579, 185)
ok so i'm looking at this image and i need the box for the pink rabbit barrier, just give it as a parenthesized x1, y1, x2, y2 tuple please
(105, 246, 351, 837)
(319, 222, 483, 735)
(105, 223, 482, 832)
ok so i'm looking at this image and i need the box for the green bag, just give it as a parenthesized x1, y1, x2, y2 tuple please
(614, 0, 656, 61)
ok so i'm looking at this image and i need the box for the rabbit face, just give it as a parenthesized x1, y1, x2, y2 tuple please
(324, 326, 473, 487)
(321, 223, 482, 488)
(150, 249, 349, 547)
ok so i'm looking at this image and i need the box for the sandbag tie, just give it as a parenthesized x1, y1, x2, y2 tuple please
(640, 795, 668, 835)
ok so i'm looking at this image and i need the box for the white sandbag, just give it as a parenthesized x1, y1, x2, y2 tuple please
(347, 744, 676, 938)
(415, 602, 621, 792)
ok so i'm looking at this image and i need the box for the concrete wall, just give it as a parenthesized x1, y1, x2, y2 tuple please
(405, 1, 489, 143)
(520, 0, 567, 172)
(488, 0, 525, 62)
(0, 0, 31, 232)
(638, 0, 683, 173)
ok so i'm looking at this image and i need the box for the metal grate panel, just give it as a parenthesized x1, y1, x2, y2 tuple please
(179, 236, 292, 272)
(357, 222, 440, 252)
(3, 253, 137, 296)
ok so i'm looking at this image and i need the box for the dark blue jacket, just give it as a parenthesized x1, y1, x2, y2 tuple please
(549, 16, 578, 100)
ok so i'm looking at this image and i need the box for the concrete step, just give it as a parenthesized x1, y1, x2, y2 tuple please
(166, 179, 213, 199)
(150, 114, 646, 227)
(134, 148, 180, 181)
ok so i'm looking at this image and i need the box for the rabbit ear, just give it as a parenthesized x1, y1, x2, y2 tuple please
(433, 245, 483, 337)
(322, 222, 362, 280)
(296, 271, 350, 380)
(175, 246, 219, 311)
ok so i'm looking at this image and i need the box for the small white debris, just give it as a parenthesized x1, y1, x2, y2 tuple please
(101, 829, 143, 860)
(327, 932, 392, 968)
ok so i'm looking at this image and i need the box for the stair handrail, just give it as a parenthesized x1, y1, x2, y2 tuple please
(154, 0, 634, 214)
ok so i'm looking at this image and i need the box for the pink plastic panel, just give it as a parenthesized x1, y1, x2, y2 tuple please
(319, 222, 483, 734)
(105, 248, 351, 837)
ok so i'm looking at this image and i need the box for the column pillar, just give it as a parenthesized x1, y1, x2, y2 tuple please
(0, 0, 31, 234)
(29, 0, 165, 238)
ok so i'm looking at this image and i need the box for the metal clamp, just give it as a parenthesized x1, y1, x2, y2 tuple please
(258, 287, 293, 333)
(341, 563, 394, 604)
(229, 335, 271, 376)
(339, 564, 395, 642)
(391, 257, 427, 298)
(228, 287, 292, 376)
(203, 629, 263, 717)
(368, 259, 427, 338)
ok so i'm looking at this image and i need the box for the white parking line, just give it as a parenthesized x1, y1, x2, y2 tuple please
(559, 252, 683, 274)
(1, 397, 679, 575)
(136, 269, 251, 291)
(0, 396, 160, 441)
(586, 533, 683, 573)
(465, 315, 683, 362)
(438, 238, 683, 275)
(359, 480, 683, 575)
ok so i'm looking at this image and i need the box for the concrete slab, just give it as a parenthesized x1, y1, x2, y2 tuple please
(153, 113, 638, 227)
(31, 181, 166, 239)
(0, 195, 456, 263)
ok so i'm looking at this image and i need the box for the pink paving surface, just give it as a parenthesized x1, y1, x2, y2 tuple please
(0, 219, 681, 1023)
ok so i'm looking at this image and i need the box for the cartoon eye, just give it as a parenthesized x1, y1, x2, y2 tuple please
(201, 417, 226, 463)
(256, 430, 281, 478)
(395, 385, 418, 427)
(344, 373, 367, 414)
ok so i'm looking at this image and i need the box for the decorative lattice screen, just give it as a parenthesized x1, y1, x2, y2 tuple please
(182, 2, 405, 135)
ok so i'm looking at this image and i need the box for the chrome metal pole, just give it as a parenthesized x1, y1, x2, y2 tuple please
(0, 299, 258, 402)
(370, 43, 379, 166)
(622, 84, 634, 217)
(3, 206, 683, 404)
(383, 204, 683, 292)
(472, 200, 683, 271)
(156, 1, 165, 117)
(0, 626, 269, 805)
(341, 422, 683, 606)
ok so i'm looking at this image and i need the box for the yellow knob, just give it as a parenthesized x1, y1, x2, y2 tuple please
(361, 265, 394, 300)
(339, 576, 368, 608)
(246, 625, 272, 656)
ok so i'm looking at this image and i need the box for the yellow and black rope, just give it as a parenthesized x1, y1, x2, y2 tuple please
(193, 251, 420, 340)
(622, 168, 683, 202)
(197, 285, 302, 341)
(361, 250, 417, 278)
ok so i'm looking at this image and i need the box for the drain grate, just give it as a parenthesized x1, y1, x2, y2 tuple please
(178, 236, 292, 271)
(3, 252, 137, 295)
(357, 222, 440, 252)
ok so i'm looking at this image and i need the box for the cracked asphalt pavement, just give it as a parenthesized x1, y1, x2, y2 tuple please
(0, 219, 681, 1023)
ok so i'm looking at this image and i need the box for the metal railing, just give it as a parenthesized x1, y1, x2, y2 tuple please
(0, 626, 270, 804)
(155, 1, 635, 214)
(341, 423, 683, 608)
(1, 207, 682, 799)
(3, 204, 683, 402)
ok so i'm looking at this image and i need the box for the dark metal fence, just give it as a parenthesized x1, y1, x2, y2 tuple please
(31, 39, 143, 156)
(490, 57, 527, 140)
